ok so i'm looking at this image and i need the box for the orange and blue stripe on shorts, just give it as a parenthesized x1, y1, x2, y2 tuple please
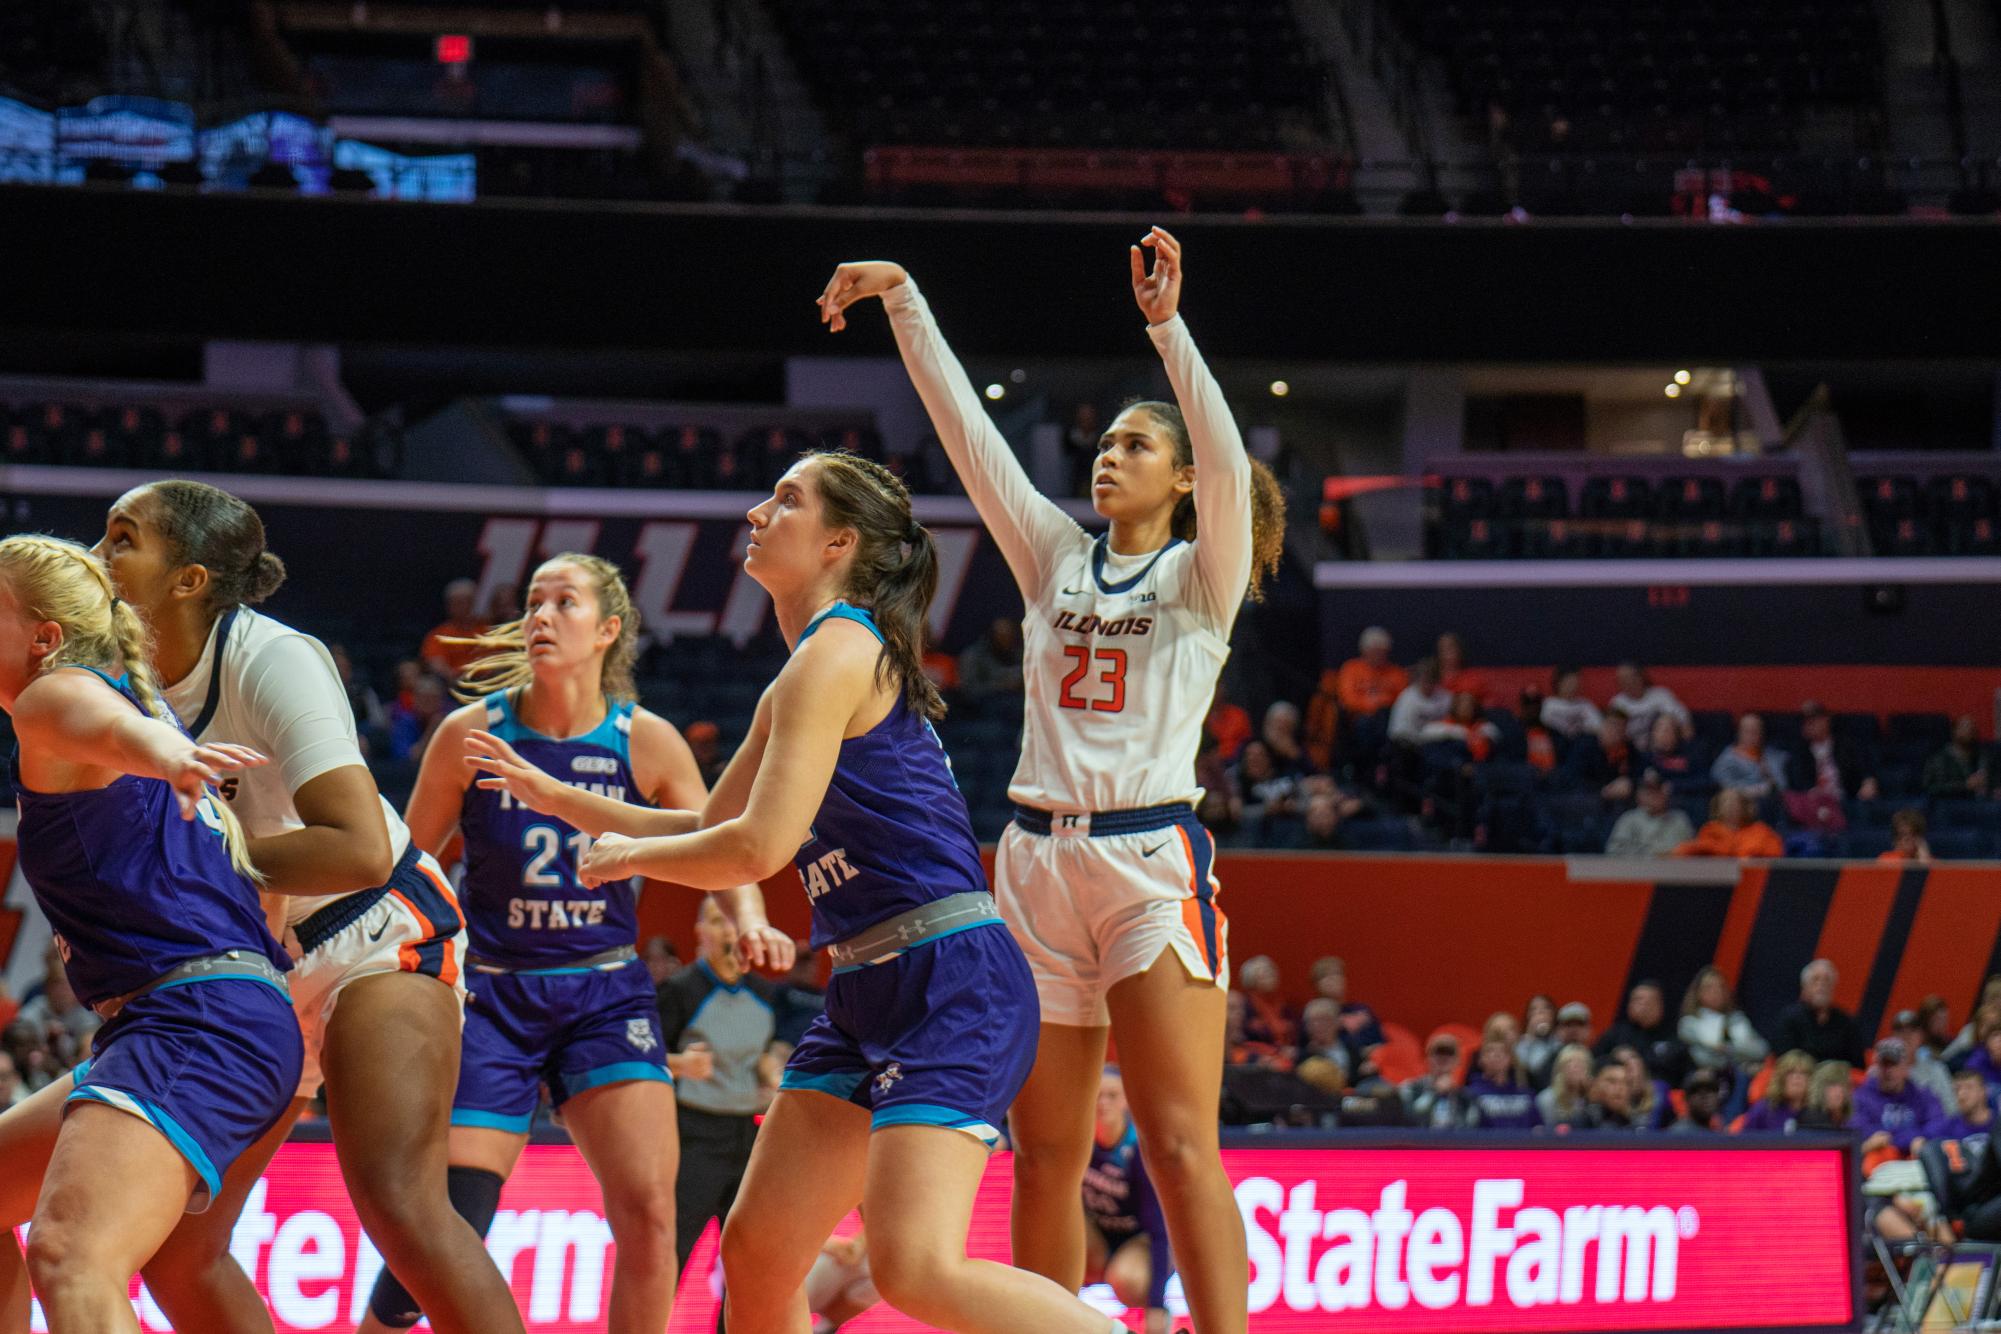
(388, 855, 463, 988)
(1175, 813, 1225, 979)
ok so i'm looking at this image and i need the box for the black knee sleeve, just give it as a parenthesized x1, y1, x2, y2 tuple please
(366, 1166, 506, 1327)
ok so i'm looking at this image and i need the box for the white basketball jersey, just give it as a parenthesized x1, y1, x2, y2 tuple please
(1013, 534, 1229, 813)
(162, 608, 412, 926)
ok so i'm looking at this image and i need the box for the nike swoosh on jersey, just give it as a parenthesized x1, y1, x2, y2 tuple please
(1141, 841, 1171, 857)
(367, 918, 389, 942)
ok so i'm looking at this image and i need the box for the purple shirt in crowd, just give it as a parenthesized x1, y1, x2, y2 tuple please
(1464, 1076, 1544, 1130)
(1852, 1074, 1945, 1150)
(1740, 1101, 1806, 1134)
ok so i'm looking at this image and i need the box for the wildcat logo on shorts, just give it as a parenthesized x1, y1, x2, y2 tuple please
(875, 1063, 904, 1095)
(626, 1018, 658, 1052)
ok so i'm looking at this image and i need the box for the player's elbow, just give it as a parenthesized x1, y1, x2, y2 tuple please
(727, 822, 798, 885)
(343, 822, 397, 888)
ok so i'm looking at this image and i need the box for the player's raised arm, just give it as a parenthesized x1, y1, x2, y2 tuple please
(1134, 227, 1255, 625)
(818, 260, 1083, 590)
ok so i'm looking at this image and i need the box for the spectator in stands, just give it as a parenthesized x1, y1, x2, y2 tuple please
(1435, 632, 1488, 704)
(1235, 956, 1297, 1073)
(329, 641, 387, 751)
(1418, 692, 1500, 761)
(1802, 1061, 1855, 1131)
(1465, 1039, 1542, 1129)
(3, 1020, 58, 1093)
(1299, 785, 1365, 849)
(1231, 741, 1303, 822)
(1302, 669, 1341, 772)
(1261, 702, 1310, 775)
(641, 935, 682, 986)
(388, 669, 451, 762)
(1518, 689, 1559, 774)
(1594, 981, 1689, 1087)
(1605, 770, 1695, 857)
(1710, 714, 1786, 796)
(1965, 1005, 2001, 1098)
(1641, 715, 1699, 780)
(1552, 1002, 1594, 1061)
(1386, 657, 1452, 745)
(1516, 995, 1560, 1089)
(1540, 667, 1603, 740)
(1875, 809, 1931, 864)
(1205, 682, 1253, 762)
(1297, 999, 1351, 1082)
(1892, 1009, 1954, 1108)
(1925, 716, 1991, 800)
(1855, 1038, 1944, 1154)
(480, 581, 520, 627)
(1585, 1056, 1638, 1131)
(1675, 788, 1784, 858)
(1775, 959, 1864, 1065)
(419, 576, 489, 679)
(1945, 979, 2001, 1065)
(957, 617, 1024, 701)
(1611, 663, 1691, 746)
(1615, 1046, 1666, 1130)
(683, 720, 726, 788)
(1787, 701, 1878, 802)
(1943, 1068, 1996, 1145)
(1401, 1033, 1470, 1129)
(1666, 1069, 1724, 1135)
(1482, 1011, 1522, 1056)
(1336, 627, 1407, 719)
(1062, 402, 1101, 495)
(1678, 966, 1769, 1099)
(1566, 707, 1639, 805)
(920, 630, 959, 698)
(16, 944, 98, 1056)
(1739, 1051, 1816, 1134)
(1536, 1045, 1595, 1129)
(1920, 995, 1956, 1061)
(1310, 956, 1384, 1078)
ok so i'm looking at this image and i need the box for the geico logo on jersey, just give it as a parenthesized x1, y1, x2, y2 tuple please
(801, 847, 859, 901)
(1239, 1177, 1693, 1315)
(569, 756, 620, 776)
(1050, 611, 1155, 637)
(507, 898, 610, 930)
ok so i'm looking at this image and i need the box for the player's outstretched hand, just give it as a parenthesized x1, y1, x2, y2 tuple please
(737, 924, 796, 973)
(817, 261, 909, 333)
(1130, 225, 1183, 325)
(168, 743, 268, 819)
(465, 729, 564, 813)
(577, 830, 633, 889)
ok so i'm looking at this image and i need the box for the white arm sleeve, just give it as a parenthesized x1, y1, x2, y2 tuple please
(1147, 314, 1253, 629)
(882, 279, 1083, 593)
(236, 634, 369, 796)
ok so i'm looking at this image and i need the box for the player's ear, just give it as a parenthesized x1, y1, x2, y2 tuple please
(29, 619, 63, 664)
(172, 562, 211, 606)
(596, 613, 621, 651)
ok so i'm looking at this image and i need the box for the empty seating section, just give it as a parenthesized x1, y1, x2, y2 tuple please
(1, 398, 388, 478)
(769, 0, 1327, 152)
(1859, 473, 2001, 555)
(1427, 471, 1822, 558)
(1384, 0, 1880, 155)
(505, 417, 903, 490)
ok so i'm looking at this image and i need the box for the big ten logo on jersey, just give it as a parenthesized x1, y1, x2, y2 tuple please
(470, 517, 982, 648)
(801, 845, 859, 902)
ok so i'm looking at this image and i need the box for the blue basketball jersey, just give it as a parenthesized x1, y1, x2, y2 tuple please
(458, 690, 646, 968)
(790, 603, 990, 950)
(11, 668, 288, 1006)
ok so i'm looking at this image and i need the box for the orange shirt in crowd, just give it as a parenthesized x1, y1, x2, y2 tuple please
(1337, 659, 1408, 717)
(1207, 701, 1252, 762)
(1675, 821, 1785, 859)
(1304, 670, 1341, 770)
(421, 617, 489, 677)
(1442, 669, 1490, 704)
(1877, 848, 1929, 864)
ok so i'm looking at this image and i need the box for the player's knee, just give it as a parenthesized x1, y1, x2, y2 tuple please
(865, 1235, 956, 1322)
(1008, 1118, 1091, 1176)
(1134, 1117, 1220, 1192)
(720, 1210, 778, 1282)
(25, 1219, 99, 1293)
(1107, 1250, 1151, 1307)
(604, 1182, 676, 1257)
(353, 1175, 453, 1254)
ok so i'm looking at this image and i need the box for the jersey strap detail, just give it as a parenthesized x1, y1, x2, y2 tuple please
(186, 608, 240, 737)
(798, 600, 884, 645)
(1089, 536, 1182, 595)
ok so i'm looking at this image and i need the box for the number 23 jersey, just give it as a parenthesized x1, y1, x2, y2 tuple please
(1012, 532, 1228, 814)
(457, 690, 646, 968)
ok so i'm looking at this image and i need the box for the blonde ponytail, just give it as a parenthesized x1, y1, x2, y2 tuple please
(0, 535, 262, 884)
(450, 554, 640, 705)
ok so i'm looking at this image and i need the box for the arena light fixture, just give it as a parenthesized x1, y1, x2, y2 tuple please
(1270, 380, 1290, 397)
(1674, 369, 1692, 385)
(984, 383, 1005, 400)
(1664, 383, 1682, 398)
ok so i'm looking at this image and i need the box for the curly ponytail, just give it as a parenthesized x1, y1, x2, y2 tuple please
(803, 450, 946, 721)
(0, 535, 262, 883)
(1125, 400, 1287, 602)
